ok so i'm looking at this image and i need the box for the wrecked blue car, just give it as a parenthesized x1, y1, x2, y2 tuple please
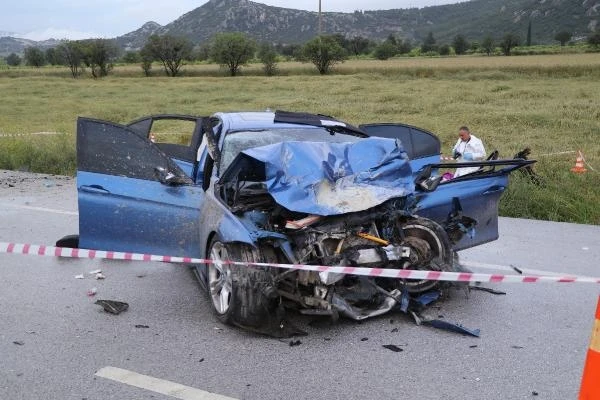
(69, 111, 533, 336)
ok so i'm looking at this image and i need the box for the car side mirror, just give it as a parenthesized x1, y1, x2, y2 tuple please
(154, 166, 190, 186)
(414, 166, 442, 192)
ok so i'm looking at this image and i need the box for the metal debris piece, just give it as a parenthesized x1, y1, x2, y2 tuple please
(360, 337, 369, 341)
(470, 286, 506, 295)
(469, 345, 478, 348)
(422, 319, 480, 337)
(134, 324, 149, 329)
(391, 328, 399, 333)
(511, 345, 524, 349)
(511, 265, 523, 274)
(13, 341, 25, 346)
(289, 340, 302, 347)
(382, 344, 404, 352)
(94, 299, 129, 315)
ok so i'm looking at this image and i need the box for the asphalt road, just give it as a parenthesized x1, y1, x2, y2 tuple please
(1, 170, 599, 400)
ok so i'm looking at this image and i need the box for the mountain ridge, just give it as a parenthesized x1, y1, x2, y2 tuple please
(2, 0, 598, 56)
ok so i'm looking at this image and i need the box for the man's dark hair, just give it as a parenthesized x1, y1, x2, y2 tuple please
(459, 126, 470, 132)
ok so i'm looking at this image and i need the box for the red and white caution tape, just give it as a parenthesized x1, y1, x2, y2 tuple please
(1, 241, 598, 284)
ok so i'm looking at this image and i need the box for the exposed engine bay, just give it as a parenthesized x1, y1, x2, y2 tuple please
(217, 171, 471, 327)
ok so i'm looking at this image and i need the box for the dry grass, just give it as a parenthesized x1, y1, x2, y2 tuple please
(0, 54, 599, 223)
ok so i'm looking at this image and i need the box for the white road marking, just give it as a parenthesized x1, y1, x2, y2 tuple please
(461, 260, 593, 279)
(95, 366, 239, 400)
(0, 203, 78, 216)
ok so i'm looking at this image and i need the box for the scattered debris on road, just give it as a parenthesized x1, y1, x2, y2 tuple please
(382, 344, 404, 352)
(470, 286, 506, 295)
(134, 324, 150, 329)
(94, 299, 129, 315)
(421, 319, 481, 337)
(94, 273, 106, 280)
(13, 340, 25, 346)
(75, 274, 84, 279)
(289, 339, 302, 347)
(87, 287, 97, 297)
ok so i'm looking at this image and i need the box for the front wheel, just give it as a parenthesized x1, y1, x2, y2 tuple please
(206, 237, 282, 332)
(399, 217, 454, 293)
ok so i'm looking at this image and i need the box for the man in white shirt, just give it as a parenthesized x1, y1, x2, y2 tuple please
(452, 126, 486, 178)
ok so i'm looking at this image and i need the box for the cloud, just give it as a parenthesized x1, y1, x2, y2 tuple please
(19, 28, 105, 41)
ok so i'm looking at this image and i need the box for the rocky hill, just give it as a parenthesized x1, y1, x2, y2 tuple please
(113, 0, 598, 50)
(2, 0, 598, 56)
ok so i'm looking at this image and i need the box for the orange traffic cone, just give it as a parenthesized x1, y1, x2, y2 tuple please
(571, 151, 587, 174)
(579, 296, 600, 399)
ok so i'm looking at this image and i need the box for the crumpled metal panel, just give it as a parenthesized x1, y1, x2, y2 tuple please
(230, 137, 415, 216)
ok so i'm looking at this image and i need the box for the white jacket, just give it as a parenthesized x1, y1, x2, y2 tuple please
(452, 134, 486, 177)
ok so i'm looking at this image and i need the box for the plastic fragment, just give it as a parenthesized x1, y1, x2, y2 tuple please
(399, 289, 410, 313)
(289, 340, 302, 347)
(360, 337, 368, 341)
(511, 345, 524, 349)
(75, 274, 84, 279)
(13, 340, 24, 346)
(391, 328, 399, 333)
(87, 287, 98, 297)
(95, 273, 106, 280)
(89, 269, 102, 275)
(95, 299, 129, 315)
(382, 344, 404, 352)
(135, 324, 149, 329)
(414, 290, 441, 306)
(423, 319, 481, 337)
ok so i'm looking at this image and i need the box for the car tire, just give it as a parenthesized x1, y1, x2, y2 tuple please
(206, 237, 278, 328)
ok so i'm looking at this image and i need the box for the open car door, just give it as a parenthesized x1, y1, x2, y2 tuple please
(360, 123, 531, 251)
(76, 117, 205, 257)
(359, 123, 441, 173)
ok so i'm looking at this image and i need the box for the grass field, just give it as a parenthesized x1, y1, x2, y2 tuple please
(1, 53, 599, 224)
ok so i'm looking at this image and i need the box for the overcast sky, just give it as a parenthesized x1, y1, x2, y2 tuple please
(1, 0, 463, 41)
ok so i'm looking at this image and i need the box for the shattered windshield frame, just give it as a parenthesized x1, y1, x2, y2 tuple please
(219, 128, 362, 173)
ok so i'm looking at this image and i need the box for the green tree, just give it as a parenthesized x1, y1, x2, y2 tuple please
(57, 40, 84, 78)
(5, 53, 21, 66)
(257, 42, 278, 76)
(421, 32, 437, 53)
(24, 47, 46, 67)
(122, 51, 141, 64)
(589, 32, 600, 47)
(347, 36, 372, 56)
(500, 33, 520, 56)
(373, 41, 397, 60)
(554, 31, 572, 46)
(142, 34, 193, 77)
(481, 36, 495, 56)
(301, 35, 347, 75)
(139, 46, 153, 77)
(80, 39, 119, 78)
(210, 32, 256, 77)
(45, 47, 61, 65)
(438, 43, 450, 56)
(452, 34, 469, 55)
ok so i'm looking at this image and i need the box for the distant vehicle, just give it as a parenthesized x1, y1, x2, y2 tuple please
(66, 111, 533, 336)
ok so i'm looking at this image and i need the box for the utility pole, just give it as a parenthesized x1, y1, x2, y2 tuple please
(318, 0, 322, 35)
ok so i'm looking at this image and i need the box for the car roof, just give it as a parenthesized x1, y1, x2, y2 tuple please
(215, 111, 317, 131)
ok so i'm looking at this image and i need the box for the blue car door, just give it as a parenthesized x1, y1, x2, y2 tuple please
(360, 123, 505, 251)
(359, 123, 441, 173)
(76, 117, 204, 257)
